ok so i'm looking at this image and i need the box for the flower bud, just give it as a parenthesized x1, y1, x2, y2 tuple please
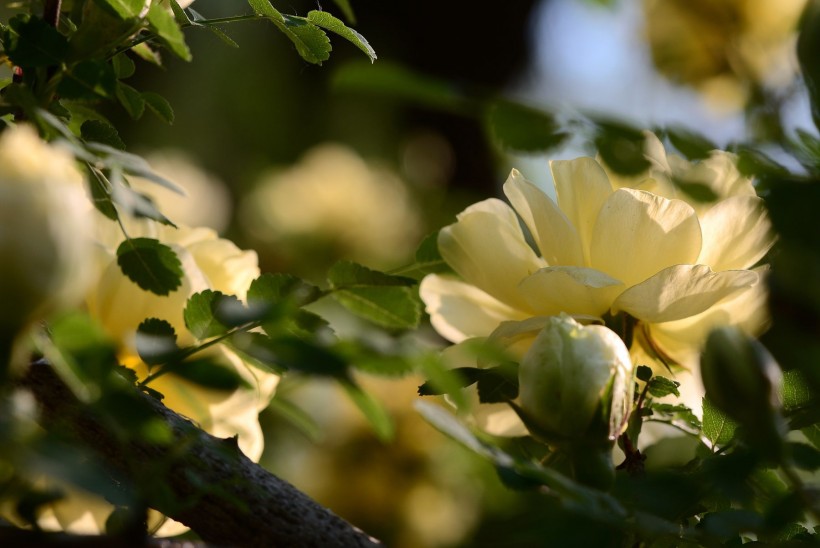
(0, 125, 92, 335)
(518, 314, 635, 443)
(701, 326, 785, 457)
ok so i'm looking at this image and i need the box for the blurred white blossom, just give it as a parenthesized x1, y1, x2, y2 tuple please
(241, 144, 421, 268)
(0, 124, 93, 334)
(129, 150, 232, 233)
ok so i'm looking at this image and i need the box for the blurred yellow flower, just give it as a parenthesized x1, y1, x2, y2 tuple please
(241, 144, 421, 269)
(0, 125, 93, 334)
(420, 134, 773, 434)
(43, 217, 279, 536)
(643, 0, 807, 108)
(128, 150, 232, 233)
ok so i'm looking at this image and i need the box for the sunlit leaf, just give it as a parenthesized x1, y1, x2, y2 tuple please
(248, 0, 330, 64)
(307, 10, 376, 62)
(646, 376, 680, 398)
(702, 397, 737, 449)
(116, 238, 183, 296)
(147, 1, 192, 61)
(184, 290, 235, 339)
(390, 231, 453, 280)
(328, 261, 421, 329)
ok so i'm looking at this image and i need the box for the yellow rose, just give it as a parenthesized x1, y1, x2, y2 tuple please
(44, 218, 279, 536)
(0, 125, 93, 334)
(420, 134, 773, 434)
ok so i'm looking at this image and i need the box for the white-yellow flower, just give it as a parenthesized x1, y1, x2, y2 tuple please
(420, 134, 773, 433)
(0, 125, 93, 334)
(241, 144, 421, 268)
(46, 217, 279, 536)
(89, 218, 277, 458)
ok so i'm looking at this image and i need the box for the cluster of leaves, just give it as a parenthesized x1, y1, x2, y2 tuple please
(0, 0, 376, 284)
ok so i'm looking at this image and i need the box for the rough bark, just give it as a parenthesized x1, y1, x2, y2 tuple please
(19, 360, 381, 548)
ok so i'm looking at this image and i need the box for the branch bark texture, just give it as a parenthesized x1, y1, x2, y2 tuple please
(20, 361, 380, 548)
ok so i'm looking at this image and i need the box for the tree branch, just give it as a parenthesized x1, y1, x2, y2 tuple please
(19, 360, 381, 547)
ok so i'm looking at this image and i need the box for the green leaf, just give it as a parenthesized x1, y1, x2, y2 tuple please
(332, 61, 474, 115)
(86, 142, 184, 194)
(87, 169, 119, 221)
(116, 238, 183, 296)
(204, 25, 239, 48)
(165, 358, 249, 391)
(702, 397, 738, 449)
(184, 290, 235, 340)
(147, 1, 192, 61)
(664, 127, 716, 160)
(112, 53, 136, 79)
(594, 121, 650, 176)
(141, 91, 175, 124)
(248, 273, 322, 308)
(671, 178, 719, 203)
(649, 402, 701, 434)
(116, 82, 145, 119)
(47, 312, 119, 397)
(3, 15, 69, 67)
(94, 0, 145, 19)
(485, 99, 567, 153)
(476, 363, 519, 404)
(782, 369, 814, 411)
(81, 119, 125, 150)
(418, 366, 483, 396)
(341, 379, 394, 441)
(135, 318, 179, 366)
(307, 10, 376, 62)
(328, 261, 421, 329)
(262, 337, 348, 378)
(225, 331, 289, 375)
(646, 376, 680, 398)
(58, 60, 117, 100)
(168, 0, 191, 25)
(390, 231, 453, 280)
(329, 260, 415, 288)
(248, 0, 330, 64)
(334, 340, 415, 377)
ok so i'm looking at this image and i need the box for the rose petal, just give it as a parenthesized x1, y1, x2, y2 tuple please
(420, 274, 530, 343)
(550, 157, 614, 266)
(649, 267, 770, 356)
(697, 195, 774, 271)
(518, 266, 624, 317)
(503, 169, 583, 266)
(590, 189, 702, 287)
(613, 264, 758, 323)
(439, 198, 545, 311)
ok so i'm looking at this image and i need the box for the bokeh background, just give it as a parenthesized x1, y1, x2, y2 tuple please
(108, 0, 812, 545)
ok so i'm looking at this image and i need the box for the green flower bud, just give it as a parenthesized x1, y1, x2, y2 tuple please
(701, 326, 785, 459)
(518, 314, 635, 444)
